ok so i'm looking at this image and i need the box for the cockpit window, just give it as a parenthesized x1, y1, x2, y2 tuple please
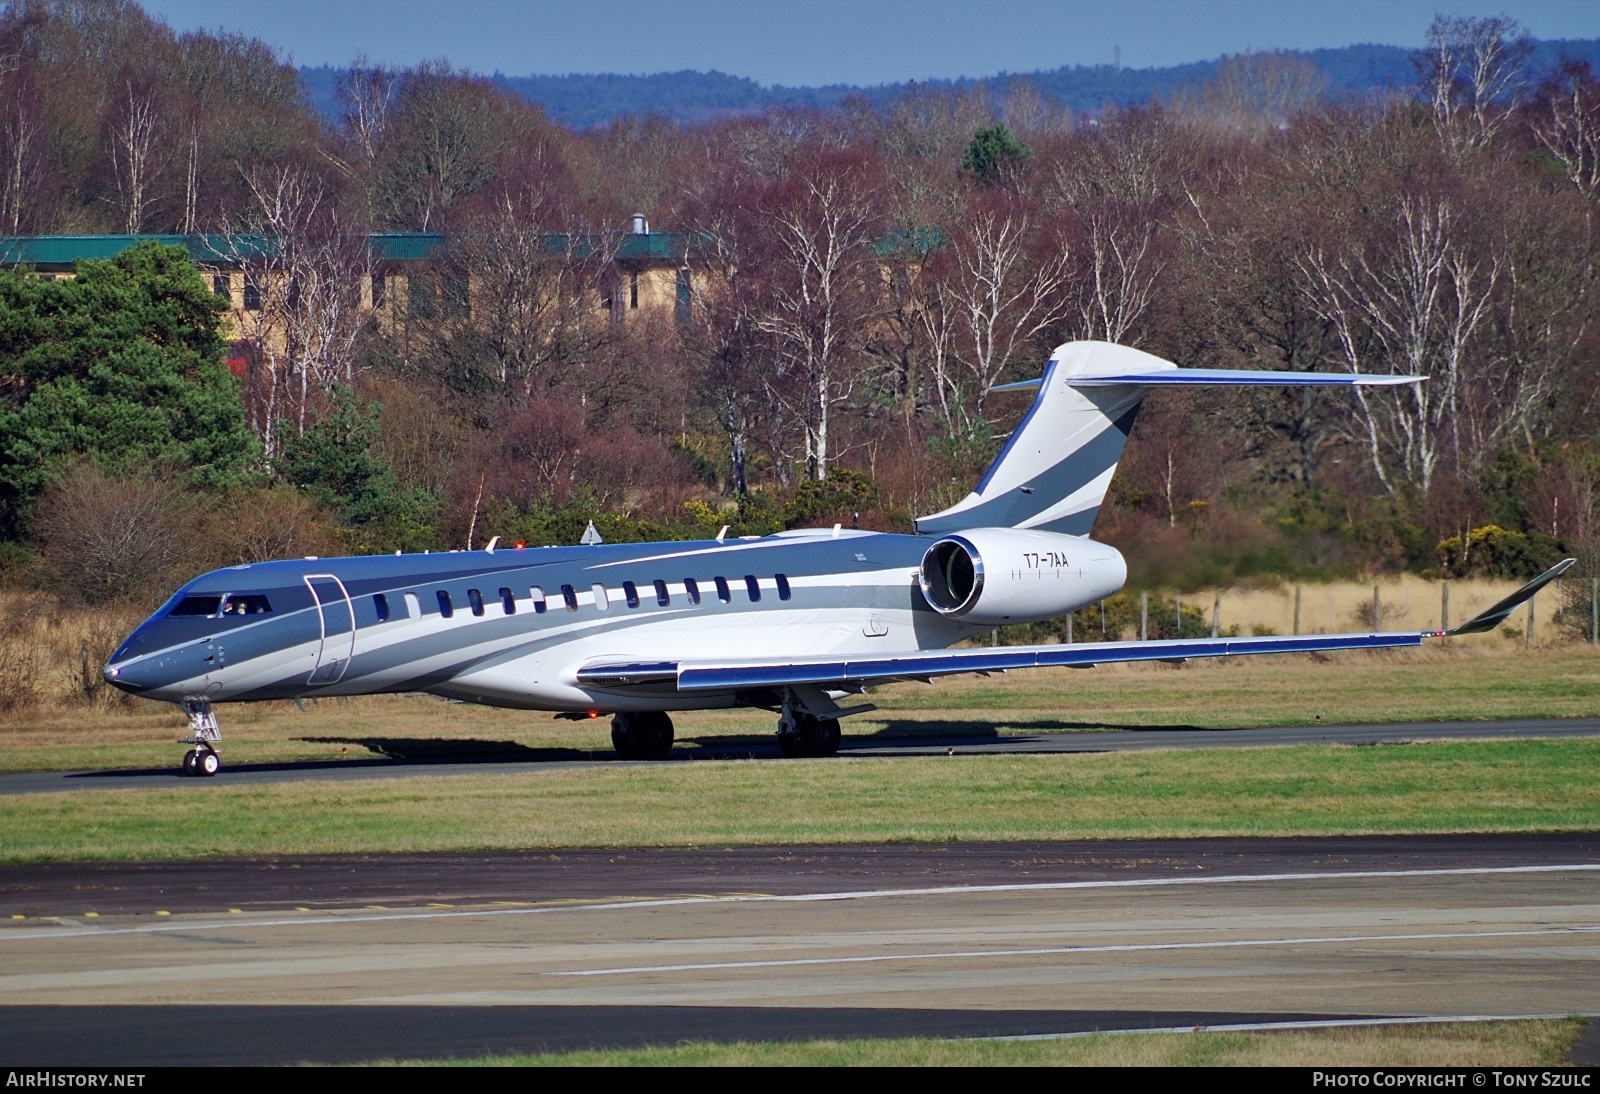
(169, 595, 223, 617)
(222, 594, 273, 616)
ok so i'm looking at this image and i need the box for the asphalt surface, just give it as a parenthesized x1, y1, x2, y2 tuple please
(2, 835, 1597, 1064)
(3, 715, 1598, 795)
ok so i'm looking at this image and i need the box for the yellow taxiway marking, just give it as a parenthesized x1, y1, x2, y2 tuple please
(153, 911, 170, 917)
(8, 916, 20, 921)
(228, 909, 242, 914)
(83, 912, 98, 918)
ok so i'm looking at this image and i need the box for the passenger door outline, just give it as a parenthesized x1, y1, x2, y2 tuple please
(304, 574, 356, 685)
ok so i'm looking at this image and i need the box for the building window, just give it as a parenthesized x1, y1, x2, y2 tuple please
(622, 581, 640, 608)
(243, 278, 261, 312)
(437, 590, 454, 618)
(629, 272, 639, 310)
(775, 574, 791, 601)
(745, 575, 761, 602)
(442, 273, 469, 319)
(409, 274, 436, 320)
(675, 268, 692, 325)
(499, 587, 516, 615)
(468, 588, 485, 617)
(653, 579, 670, 606)
(212, 274, 230, 299)
(371, 274, 386, 310)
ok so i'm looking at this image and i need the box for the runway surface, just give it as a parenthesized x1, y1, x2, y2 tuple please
(2, 834, 1597, 1064)
(3, 715, 1598, 795)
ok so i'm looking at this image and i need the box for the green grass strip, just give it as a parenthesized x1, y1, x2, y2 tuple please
(3, 739, 1598, 863)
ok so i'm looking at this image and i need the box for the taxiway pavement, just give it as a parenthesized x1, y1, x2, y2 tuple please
(2, 835, 1596, 1064)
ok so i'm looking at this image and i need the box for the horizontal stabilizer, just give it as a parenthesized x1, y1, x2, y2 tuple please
(1448, 558, 1576, 635)
(990, 369, 1423, 392)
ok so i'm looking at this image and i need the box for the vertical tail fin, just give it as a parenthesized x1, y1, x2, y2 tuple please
(915, 342, 1164, 536)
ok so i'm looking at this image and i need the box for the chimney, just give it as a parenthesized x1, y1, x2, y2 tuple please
(631, 213, 648, 234)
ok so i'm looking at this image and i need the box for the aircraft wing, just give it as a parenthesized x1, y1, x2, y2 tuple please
(576, 559, 1574, 694)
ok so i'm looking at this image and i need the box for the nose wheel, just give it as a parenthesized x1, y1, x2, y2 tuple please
(181, 747, 221, 777)
(178, 699, 222, 777)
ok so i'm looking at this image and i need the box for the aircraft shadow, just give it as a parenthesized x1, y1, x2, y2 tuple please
(859, 718, 1207, 739)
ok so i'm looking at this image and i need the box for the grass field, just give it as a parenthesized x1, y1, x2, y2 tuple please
(2, 645, 1597, 775)
(370, 1019, 1585, 1067)
(3, 737, 1597, 862)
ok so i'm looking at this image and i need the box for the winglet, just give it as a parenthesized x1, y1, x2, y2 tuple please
(1446, 558, 1576, 635)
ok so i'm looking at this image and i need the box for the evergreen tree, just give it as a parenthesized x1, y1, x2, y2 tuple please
(961, 124, 1031, 184)
(0, 241, 258, 533)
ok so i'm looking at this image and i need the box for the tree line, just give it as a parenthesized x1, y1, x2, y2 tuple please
(1, 0, 1597, 613)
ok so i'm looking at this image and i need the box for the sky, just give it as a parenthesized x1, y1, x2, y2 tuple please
(137, 0, 1600, 86)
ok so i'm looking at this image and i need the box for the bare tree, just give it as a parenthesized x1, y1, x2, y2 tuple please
(0, 62, 40, 233)
(1420, 13, 1532, 156)
(1298, 195, 1499, 494)
(937, 192, 1072, 431)
(227, 162, 371, 453)
(752, 148, 885, 480)
(1180, 50, 1329, 138)
(1532, 60, 1600, 204)
(102, 65, 166, 232)
(1072, 203, 1163, 346)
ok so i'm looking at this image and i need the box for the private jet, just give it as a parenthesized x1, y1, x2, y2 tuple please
(104, 341, 1572, 775)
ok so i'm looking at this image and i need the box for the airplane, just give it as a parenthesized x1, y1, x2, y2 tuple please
(103, 341, 1574, 776)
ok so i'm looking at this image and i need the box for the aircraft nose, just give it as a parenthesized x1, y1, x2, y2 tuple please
(104, 658, 160, 694)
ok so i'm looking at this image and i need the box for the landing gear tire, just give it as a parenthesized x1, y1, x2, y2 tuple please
(198, 749, 220, 777)
(778, 713, 842, 758)
(611, 711, 674, 760)
(182, 749, 199, 776)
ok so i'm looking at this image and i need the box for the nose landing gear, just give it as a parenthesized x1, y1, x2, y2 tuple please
(178, 700, 222, 777)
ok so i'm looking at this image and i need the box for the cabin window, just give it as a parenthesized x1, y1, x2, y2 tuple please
(654, 579, 670, 606)
(437, 591, 454, 618)
(529, 586, 547, 613)
(714, 576, 731, 603)
(561, 584, 578, 612)
(775, 573, 792, 601)
(685, 578, 701, 606)
(499, 587, 516, 614)
(404, 592, 421, 620)
(373, 593, 391, 622)
(745, 575, 761, 602)
(592, 583, 610, 610)
(221, 593, 273, 616)
(468, 588, 485, 617)
(622, 581, 640, 608)
(170, 595, 223, 617)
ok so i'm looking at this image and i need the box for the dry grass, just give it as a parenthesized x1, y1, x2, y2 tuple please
(370, 1018, 1584, 1067)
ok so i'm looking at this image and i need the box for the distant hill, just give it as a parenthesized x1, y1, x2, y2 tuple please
(298, 38, 1600, 129)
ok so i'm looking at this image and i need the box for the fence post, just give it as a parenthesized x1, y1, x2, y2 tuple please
(1441, 581, 1450, 648)
(1526, 595, 1534, 649)
(1100, 599, 1107, 638)
(1140, 591, 1148, 641)
(1372, 586, 1381, 632)
(1293, 586, 1301, 636)
(1211, 591, 1221, 638)
(1593, 577, 1598, 646)
(1174, 594, 1181, 638)
(1065, 613, 1073, 644)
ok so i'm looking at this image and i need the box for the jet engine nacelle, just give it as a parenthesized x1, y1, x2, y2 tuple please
(918, 528, 1127, 626)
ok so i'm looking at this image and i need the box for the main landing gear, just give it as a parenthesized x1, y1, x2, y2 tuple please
(178, 699, 222, 777)
(611, 711, 674, 760)
(776, 708, 842, 758)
